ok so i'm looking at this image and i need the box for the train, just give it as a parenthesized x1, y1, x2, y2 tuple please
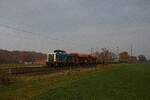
(46, 50, 97, 67)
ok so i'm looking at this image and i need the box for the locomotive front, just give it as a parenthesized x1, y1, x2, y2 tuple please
(46, 50, 74, 67)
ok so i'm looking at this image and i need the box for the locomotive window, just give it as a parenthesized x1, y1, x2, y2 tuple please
(48, 54, 54, 62)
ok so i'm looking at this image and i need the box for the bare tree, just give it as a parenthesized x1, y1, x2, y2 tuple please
(102, 48, 114, 64)
(138, 55, 147, 63)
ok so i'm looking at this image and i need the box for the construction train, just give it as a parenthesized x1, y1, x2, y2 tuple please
(46, 50, 97, 67)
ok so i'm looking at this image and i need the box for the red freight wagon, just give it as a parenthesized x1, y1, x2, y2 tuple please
(70, 53, 97, 65)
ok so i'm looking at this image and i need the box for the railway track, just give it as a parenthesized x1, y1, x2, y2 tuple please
(1, 65, 96, 76)
(1, 67, 61, 76)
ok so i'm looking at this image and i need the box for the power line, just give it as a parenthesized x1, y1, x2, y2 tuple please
(0, 23, 59, 41)
(0, 23, 78, 46)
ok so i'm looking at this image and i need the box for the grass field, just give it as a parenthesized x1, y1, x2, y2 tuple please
(0, 64, 150, 100)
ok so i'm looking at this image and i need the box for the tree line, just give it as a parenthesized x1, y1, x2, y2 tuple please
(0, 49, 46, 64)
(0, 49, 148, 65)
(93, 48, 148, 64)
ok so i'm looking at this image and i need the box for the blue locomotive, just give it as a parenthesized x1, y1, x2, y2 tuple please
(46, 50, 74, 67)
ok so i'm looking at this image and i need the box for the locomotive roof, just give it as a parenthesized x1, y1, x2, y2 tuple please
(54, 50, 66, 53)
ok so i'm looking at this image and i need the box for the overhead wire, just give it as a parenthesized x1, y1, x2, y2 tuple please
(0, 23, 86, 54)
(0, 17, 103, 52)
(0, 23, 78, 46)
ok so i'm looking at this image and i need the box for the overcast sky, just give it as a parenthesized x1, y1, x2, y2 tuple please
(0, 0, 150, 58)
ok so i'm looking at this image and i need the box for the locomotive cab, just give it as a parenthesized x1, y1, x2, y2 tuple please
(47, 50, 74, 67)
(47, 53, 56, 67)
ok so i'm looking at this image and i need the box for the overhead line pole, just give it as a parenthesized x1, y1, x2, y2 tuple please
(131, 44, 133, 57)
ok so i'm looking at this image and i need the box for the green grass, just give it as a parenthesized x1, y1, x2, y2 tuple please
(0, 64, 150, 100)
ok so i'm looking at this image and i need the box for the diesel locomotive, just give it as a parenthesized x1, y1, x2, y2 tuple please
(46, 50, 97, 67)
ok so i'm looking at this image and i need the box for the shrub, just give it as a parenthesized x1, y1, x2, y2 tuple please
(0, 69, 12, 85)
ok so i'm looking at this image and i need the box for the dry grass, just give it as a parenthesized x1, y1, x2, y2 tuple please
(0, 65, 103, 99)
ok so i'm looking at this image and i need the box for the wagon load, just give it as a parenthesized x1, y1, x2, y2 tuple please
(70, 53, 97, 65)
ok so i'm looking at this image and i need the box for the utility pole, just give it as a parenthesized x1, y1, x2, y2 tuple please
(116, 46, 119, 61)
(117, 46, 119, 55)
(131, 44, 133, 57)
(91, 48, 93, 54)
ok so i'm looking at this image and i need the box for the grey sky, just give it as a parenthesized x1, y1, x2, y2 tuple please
(0, 0, 150, 58)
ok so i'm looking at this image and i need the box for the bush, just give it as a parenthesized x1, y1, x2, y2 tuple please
(0, 69, 12, 85)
